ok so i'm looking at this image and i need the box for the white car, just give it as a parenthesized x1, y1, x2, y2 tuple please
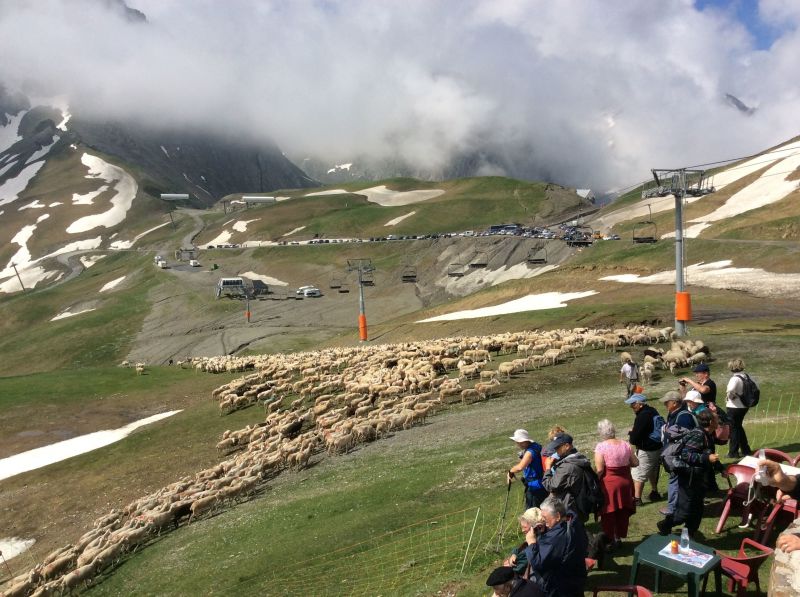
(296, 285, 316, 295)
(303, 288, 322, 298)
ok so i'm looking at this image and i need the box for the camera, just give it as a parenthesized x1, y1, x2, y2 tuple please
(679, 380, 687, 386)
(533, 523, 547, 536)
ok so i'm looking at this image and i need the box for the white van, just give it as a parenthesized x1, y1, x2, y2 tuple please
(296, 285, 315, 295)
(158, 260, 168, 269)
(302, 287, 321, 298)
(189, 259, 200, 267)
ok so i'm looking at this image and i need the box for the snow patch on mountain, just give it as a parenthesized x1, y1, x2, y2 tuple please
(51, 307, 96, 321)
(417, 290, 598, 322)
(0, 160, 47, 207)
(600, 260, 800, 298)
(19, 199, 46, 210)
(233, 219, 259, 232)
(109, 222, 171, 250)
(99, 276, 126, 292)
(66, 153, 138, 233)
(0, 111, 25, 153)
(384, 211, 416, 226)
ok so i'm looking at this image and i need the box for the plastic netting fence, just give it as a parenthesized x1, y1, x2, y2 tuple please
(260, 497, 525, 597)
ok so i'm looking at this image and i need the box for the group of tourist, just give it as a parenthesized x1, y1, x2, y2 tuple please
(484, 357, 774, 596)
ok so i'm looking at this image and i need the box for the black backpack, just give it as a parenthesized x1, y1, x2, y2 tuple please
(736, 373, 760, 407)
(575, 464, 604, 518)
(660, 425, 694, 474)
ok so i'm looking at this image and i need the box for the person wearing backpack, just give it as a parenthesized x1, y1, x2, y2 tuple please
(541, 433, 596, 522)
(657, 410, 720, 538)
(724, 358, 755, 459)
(625, 393, 663, 505)
(658, 391, 697, 517)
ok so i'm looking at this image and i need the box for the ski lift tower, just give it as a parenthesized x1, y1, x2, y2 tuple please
(650, 168, 705, 337)
(347, 258, 375, 342)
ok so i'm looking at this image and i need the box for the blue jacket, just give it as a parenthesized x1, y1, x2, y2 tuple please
(524, 511, 588, 597)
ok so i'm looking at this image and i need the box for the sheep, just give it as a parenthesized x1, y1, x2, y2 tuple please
(189, 495, 218, 522)
(135, 362, 146, 375)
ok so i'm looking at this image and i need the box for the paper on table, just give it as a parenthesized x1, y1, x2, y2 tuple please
(658, 543, 714, 568)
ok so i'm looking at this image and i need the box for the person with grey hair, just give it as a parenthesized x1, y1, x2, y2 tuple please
(594, 419, 638, 547)
(725, 358, 753, 458)
(522, 496, 588, 596)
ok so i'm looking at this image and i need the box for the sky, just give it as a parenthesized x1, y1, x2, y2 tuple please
(0, 0, 798, 193)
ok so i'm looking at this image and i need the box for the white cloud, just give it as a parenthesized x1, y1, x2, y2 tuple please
(0, 1, 798, 191)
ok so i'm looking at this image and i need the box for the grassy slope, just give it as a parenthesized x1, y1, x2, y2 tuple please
(69, 325, 800, 596)
(201, 177, 585, 244)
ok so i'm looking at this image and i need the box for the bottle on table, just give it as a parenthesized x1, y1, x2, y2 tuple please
(679, 527, 690, 552)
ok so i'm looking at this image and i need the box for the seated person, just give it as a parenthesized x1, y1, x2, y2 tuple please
(485, 566, 540, 597)
(523, 497, 588, 597)
(759, 459, 800, 553)
(504, 508, 545, 575)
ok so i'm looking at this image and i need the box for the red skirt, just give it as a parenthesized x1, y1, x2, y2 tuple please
(600, 465, 635, 514)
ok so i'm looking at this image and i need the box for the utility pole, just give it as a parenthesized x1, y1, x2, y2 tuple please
(10, 263, 25, 292)
(346, 259, 375, 342)
(648, 168, 710, 337)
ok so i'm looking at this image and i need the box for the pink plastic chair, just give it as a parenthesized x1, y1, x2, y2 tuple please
(758, 497, 799, 545)
(759, 448, 793, 465)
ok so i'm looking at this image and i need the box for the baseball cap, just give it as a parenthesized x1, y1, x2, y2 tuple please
(692, 363, 710, 373)
(660, 391, 682, 404)
(624, 393, 647, 405)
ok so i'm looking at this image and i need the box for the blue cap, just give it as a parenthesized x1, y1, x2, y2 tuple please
(692, 363, 710, 373)
(542, 432, 573, 456)
(625, 393, 647, 405)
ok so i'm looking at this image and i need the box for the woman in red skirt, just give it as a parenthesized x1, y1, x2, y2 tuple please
(594, 418, 639, 548)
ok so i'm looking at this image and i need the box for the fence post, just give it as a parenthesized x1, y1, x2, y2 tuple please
(461, 508, 481, 574)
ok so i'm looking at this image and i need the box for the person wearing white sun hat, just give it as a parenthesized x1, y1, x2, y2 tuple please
(507, 429, 547, 508)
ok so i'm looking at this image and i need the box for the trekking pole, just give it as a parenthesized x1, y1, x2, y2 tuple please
(0, 549, 12, 580)
(495, 479, 512, 552)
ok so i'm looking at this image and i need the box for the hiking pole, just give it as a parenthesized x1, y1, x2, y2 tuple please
(495, 478, 513, 552)
(0, 549, 12, 580)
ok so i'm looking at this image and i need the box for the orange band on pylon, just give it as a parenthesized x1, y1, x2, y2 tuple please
(358, 314, 368, 341)
(675, 291, 692, 321)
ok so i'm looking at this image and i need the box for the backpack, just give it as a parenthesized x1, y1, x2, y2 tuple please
(648, 413, 667, 446)
(660, 425, 694, 474)
(736, 373, 760, 407)
(575, 464, 604, 518)
(708, 402, 731, 444)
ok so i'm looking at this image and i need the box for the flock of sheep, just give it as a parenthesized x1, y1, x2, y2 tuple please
(2, 324, 677, 596)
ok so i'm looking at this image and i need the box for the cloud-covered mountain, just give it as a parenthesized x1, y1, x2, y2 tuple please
(2, 1, 798, 193)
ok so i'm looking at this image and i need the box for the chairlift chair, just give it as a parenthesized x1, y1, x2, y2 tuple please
(329, 275, 343, 289)
(401, 265, 417, 283)
(469, 252, 488, 268)
(361, 271, 375, 286)
(565, 225, 594, 247)
(527, 242, 547, 264)
(632, 221, 658, 244)
(447, 263, 466, 277)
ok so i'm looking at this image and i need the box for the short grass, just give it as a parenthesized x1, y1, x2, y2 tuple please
(0, 325, 790, 596)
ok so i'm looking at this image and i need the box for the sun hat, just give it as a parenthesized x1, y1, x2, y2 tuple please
(509, 429, 533, 443)
(692, 363, 710, 373)
(486, 566, 515, 586)
(542, 432, 573, 456)
(624, 393, 647, 405)
(520, 507, 544, 526)
(684, 390, 704, 403)
(660, 391, 682, 404)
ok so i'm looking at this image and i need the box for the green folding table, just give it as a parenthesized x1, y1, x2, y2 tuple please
(629, 533, 722, 597)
